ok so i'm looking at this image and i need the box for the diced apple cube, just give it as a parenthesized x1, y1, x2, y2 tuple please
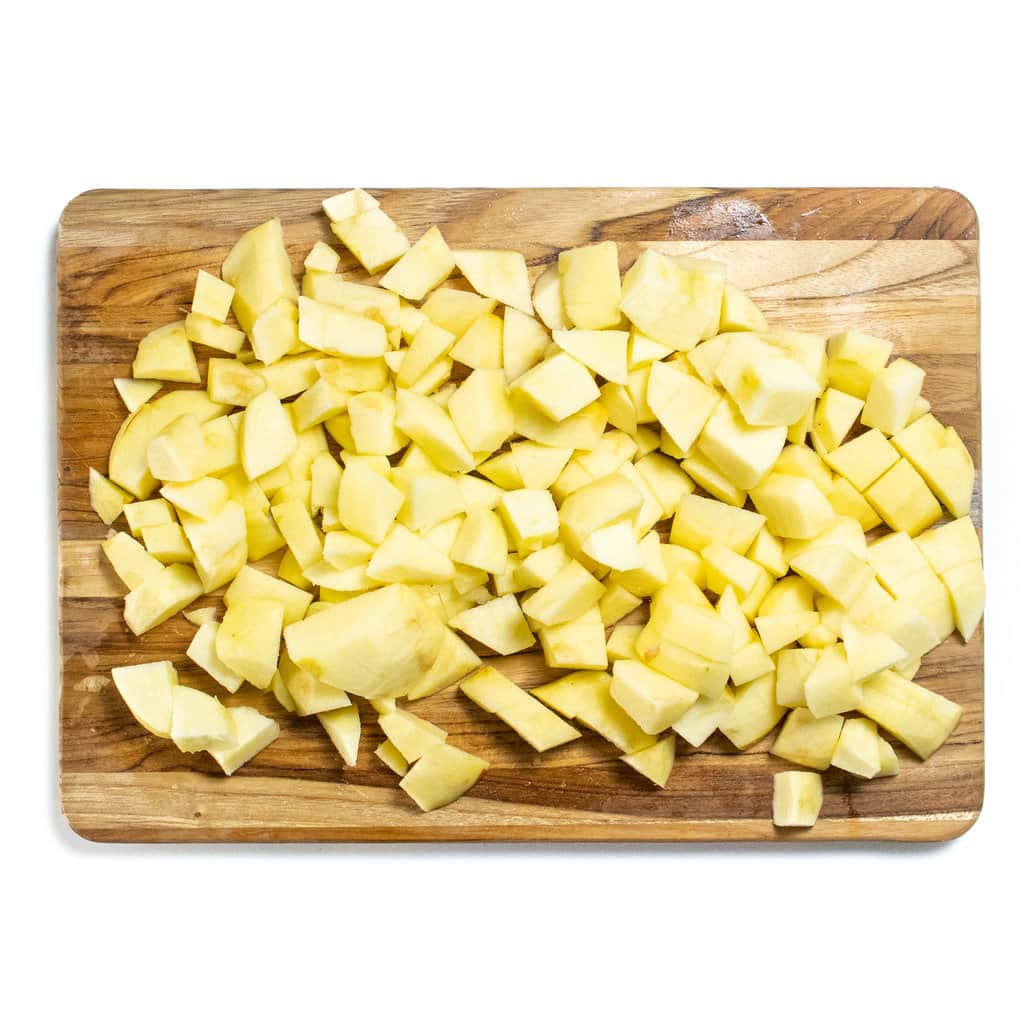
(824, 428, 900, 491)
(755, 611, 821, 654)
(399, 742, 490, 812)
(114, 377, 161, 412)
(620, 733, 675, 788)
(813, 388, 864, 451)
(826, 330, 893, 399)
(538, 607, 608, 670)
(891, 413, 974, 518)
(330, 206, 410, 274)
(831, 717, 881, 778)
(449, 594, 535, 655)
(771, 707, 844, 770)
(111, 661, 178, 738)
(773, 771, 823, 827)
(804, 643, 861, 717)
(861, 358, 924, 435)
(720, 672, 784, 749)
(697, 398, 787, 491)
(453, 249, 532, 314)
(450, 312, 503, 370)
(553, 328, 629, 384)
(532, 670, 657, 753)
(319, 705, 361, 767)
(216, 598, 283, 690)
(856, 669, 962, 759)
(720, 283, 768, 333)
(864, 458, 942, 536)
(124, 563, 203, 635)
(170, 685, 234, 753)
(775, 647, 819, 707)
(379, 225, 455, 301)
(514, 351, 600, 422)
(647, 360, 719, 454)
(750, 473, 835, 539)
(521, 560, 605, 627)
(133, 322, 201, 384)
(557, 241, 621, 329)
(531, 263, 571, 332)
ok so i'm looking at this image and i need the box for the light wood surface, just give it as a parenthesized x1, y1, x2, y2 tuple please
(57, 188, 982, 842)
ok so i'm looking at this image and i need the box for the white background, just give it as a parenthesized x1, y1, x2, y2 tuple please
(4, 1, 1021, 1019)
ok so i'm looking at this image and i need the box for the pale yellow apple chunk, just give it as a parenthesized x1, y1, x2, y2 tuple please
(399, 742, 490, 812)
(772, 771, 823, 827)
(460, 666, 581, 752)
(449, 594, 535, 655)
(187, 621, 245, 694)
(124, 563, 203, 635)
(771, 708, 844, 770)
(856, 670, 962, 759)
(111, 661, 178, 738)
(170, 686, 234, 753)
(207, 706, 280, 776)
(216, 598, 283, 691)
(531, 671, 657, 754)
(283, 584, 447, 699)
(620, 733, 675, 788)
(319, 705, 361, 767)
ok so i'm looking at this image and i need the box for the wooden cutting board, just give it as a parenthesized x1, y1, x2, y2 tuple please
(57, 188, 982, 842)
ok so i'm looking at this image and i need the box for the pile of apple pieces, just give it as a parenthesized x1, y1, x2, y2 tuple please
(90, 188, 983, 822)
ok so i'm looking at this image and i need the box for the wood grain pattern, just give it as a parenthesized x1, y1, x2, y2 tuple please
(57, 188, 982, 843)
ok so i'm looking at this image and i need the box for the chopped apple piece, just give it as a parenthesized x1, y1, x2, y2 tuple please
(647, 360, 719, 454)
(375, 740, 409, 776)
(216, 598, 283, 690)
(775, 647, 818, 708)
(206, 705, 279, 775)
(754, 611, 820, 654)
(285, 584, 446, 698)
(89, 468, 132, 525)
(831, 717, 881, 778)
(319, 705, 361, 767)
(610, 659, 699, 733)
(826, 330, 893, 399)
(124, 563, 203, 635)
(813, 388, 864, 451)
(453, 249, 532, 314)
(114, 377, 161, 413)
(450, 312, 503, 369)
(224, 564, 311, 625)
(399, 742, 489, 811)
(670, 493, 765, 554)
(111, 661, 178, 738)
(132, 322, 201, 384)
(449, 594, 535, 655)
(330, 205, 409, 274)
(861, 358, 924, 436)
(621, 733, 675, 787)
(521, 560, 605, 627)
(538, 607, 608, 670)
(336, 462, 404, 544)
(804, 643, 861, 717)
(461, 665, 581, 752)
(720, 672, 784, 749)
(864, 458, 942, 536)
(553, 328, 629, 384)
(773, 771, 823, 827)
(406, 628, 481, 701)
(498, 488, 559, 553)
(671, 687, 736, 747)
(532, 671, 657, 753)
(186, 621, 243, 693)
(697, 398, 786, 491)
(558, 241, 621, 329)
(824, 428, 899, 491)
(278, 650, 350, 716)
(771, 707, 844, 770)
(170, 685, 234, 753)
(514, 351, 600, 422)
(380, 225, 455, 300)
(856, 669, 962, 759)
(750, 474, 835, 539)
